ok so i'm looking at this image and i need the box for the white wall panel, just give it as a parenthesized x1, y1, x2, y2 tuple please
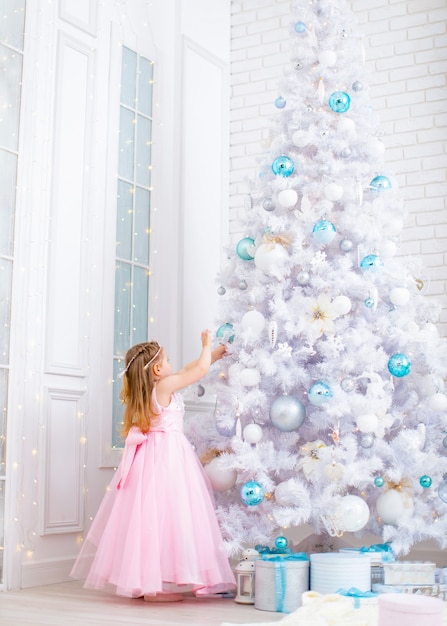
(45, 34, 93, 376)
(180, 38, 229, 363)
(59, 0, 97, 35)
(40, 387, 85, 534)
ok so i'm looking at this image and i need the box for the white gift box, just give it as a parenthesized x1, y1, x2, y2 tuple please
(310, 552, 371, 595)
(373, 582, 447, 601)
(383, 561, 436, 585)
(254, 556, 309, 613)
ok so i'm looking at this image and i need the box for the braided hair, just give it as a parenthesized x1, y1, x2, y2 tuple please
(120, 341, 163, 437)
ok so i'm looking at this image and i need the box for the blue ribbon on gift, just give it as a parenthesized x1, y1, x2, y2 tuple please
(359, 542, 395, 563)
(336, 587, 378, 609)
(255, 544, 293, 555)
(260, 553, 309, 613)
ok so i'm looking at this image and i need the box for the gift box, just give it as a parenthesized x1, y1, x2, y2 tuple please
(383, 561, 436, 585)
(378, 593, 444, 626)
(254, 553, 309, 613)
(310, 552, 371, 595)
(373, 582, 447, 601)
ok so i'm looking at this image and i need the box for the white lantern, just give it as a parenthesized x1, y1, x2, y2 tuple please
(235, 560, 256, 604)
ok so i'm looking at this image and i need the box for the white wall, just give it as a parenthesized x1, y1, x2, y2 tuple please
(229, 0, 447, 334)
(4, 0, 229, 590)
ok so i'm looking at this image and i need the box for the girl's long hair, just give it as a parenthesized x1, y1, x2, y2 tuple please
(120, 341, 162, 437)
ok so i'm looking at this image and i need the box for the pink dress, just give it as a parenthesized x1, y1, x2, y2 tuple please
(70, 387, 236, 598)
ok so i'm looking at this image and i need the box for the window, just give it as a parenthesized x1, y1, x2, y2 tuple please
(0, 0, 26, 586)
(111, 47, 154, 448)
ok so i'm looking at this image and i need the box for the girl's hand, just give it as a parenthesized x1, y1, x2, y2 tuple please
(201, 329, 211, 348)
(211, 344, 227, 363)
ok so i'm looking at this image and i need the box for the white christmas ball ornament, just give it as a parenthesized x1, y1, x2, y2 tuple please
(239, 368, 261, 387)
(376, 488, 414, 525)
(292, 129, 309, 148)
(379, 240, 397, 258)
(277, 189, 298, 208)
(389, 287, 410, 306)
(254, 242, 289, 277)
(429, 393, 447, 411)
(241, 310, 266, 336)
(332, 295, 352, 316)
(318, 50, 337, 67)
(337, 117, 356, 136)
(243, 423, 263, 444)
(204, 456, 237, 492)
(324, 182, 344, 201)
(337, 495, 370, 532)
(366, 137, 386, 157)
(356, 414, 379, 434)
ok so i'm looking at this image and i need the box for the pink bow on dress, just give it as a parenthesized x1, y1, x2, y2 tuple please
(116, 427, 147, 489)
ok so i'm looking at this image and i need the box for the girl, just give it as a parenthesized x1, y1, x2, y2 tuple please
(71, 330, 236, 601)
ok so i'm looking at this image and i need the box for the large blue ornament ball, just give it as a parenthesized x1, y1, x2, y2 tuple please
(438, 478, 447, 503)
(370, 175, 392, 192)
(294, 21, 306, 33)
(312, 220, 337, 244)
(236, 237, 255, 260)
(270, 395, 306, 431)
(360, 254, 384, 272)
(275, 535, 288, 550)
(216, 322, 235, 343)
(272, 156, 295, 177)
(387, 353, 411, 377)
(308, 381, 333, 406)
(374, 476, 385, 488)
(240, 480, 265, 506)
(328, 91, 351, 113)
(275, 96, 286, 109)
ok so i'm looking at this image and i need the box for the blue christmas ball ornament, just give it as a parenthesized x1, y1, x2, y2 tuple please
(364, 297, 375, 308)
(270, 395, 306, 431)
(438, 477, 447, 503)
(312, 220, 337, 244)
(275, 96, 286, 109)
(272, 156, 295, 177)
(236, 237, 255, 260)
(328, 91, 351, 113)
(308, 381, 333, 406)
(387, 353, 411, 377)
(294, 21, 306, 33)
(240, 480, 265, 506)
(374, 476, 385, 488)
(275, 535, 288, 550)
(420, 475, 432, 489)
(216, 323, 235, 343)
(360, 254, 384, 272)
(370, 175, 392, 192)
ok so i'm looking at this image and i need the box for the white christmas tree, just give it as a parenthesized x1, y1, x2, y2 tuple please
(187, 0, 447, 558)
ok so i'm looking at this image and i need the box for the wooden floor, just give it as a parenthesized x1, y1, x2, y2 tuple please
(0, 580, 283, 626)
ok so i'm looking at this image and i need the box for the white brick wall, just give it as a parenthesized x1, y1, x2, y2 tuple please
(230, 0, 447, 335)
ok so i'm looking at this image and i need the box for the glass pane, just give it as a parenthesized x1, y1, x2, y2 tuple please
(134, 187, 150, 264)
(114, 261, 132, 357)
(120, 46, 137, 108)
(0, 0, 26, 50)
(0, 43, 22, 152)
(0, 368, 7, 473)
(132, 266, 149, 345)
(112, 359, 125, 449)
(0, 260, 12, 364)
(138, 57, 153, 118)
(135, 115, 152, 187)
(116, 180, 133, 260)
(118, 106, 135, 181)
(0, 151, 17, 257)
